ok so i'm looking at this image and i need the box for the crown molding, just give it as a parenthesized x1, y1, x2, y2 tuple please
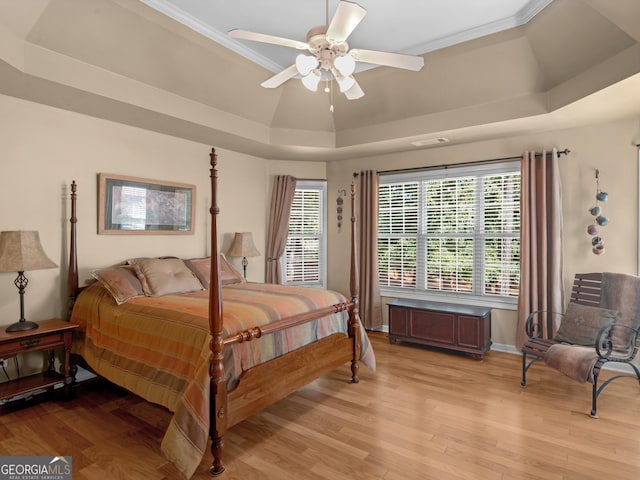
(405, 0, 553, 55)
(139, 0, 554, 72)
(138, 0, 283, 72)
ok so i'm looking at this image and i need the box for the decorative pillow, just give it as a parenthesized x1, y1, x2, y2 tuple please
(184, 257, 211, 289)
(131, 258, 203, 296)
(90, 265, 145, 305)
(184, 255, 246, 288)
(219, 254, 245, 285)
(553, 303, 619, 346)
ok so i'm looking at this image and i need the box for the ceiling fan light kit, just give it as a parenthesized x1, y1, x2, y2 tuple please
(334, 54, 356, 76)
(228, 0, 424, 101)
(336, 74, 355, 92)
(295, 54, 318, 76)
(301, 70, 322, 91)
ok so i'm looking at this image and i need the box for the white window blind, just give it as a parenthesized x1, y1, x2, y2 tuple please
(283, 181, 326, 287)
(378, 182, 418, 288)
(378, 162, 520, 307)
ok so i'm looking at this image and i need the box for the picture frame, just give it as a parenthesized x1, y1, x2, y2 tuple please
(98, 173, 196, 235)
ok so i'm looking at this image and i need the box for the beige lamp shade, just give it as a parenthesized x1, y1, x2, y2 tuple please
(226, 232, 260, 280)
(0, 231, 57, 272)
(0, 231, 57, 332)
(226, 232, 260, 258)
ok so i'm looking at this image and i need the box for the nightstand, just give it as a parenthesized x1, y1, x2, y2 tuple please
(0, 319, 78, 402)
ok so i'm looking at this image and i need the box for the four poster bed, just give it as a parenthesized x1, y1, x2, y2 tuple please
(67, 148, 374, 478)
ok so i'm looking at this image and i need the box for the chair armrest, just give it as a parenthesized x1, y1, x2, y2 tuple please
(524, 310, 564, 339)
(595, 323, 640, 362)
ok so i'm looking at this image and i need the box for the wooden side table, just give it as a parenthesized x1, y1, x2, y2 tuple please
(0, 319, 78, 402)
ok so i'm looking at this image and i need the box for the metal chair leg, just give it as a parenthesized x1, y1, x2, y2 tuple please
(590, 372, 599, 418)
(521, 352, 528, 387)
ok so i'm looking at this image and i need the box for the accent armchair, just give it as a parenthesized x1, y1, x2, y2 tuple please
(521, 272, 640, 417)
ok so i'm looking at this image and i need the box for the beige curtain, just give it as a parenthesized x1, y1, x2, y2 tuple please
(266, 175, 297, 284)
(358, 170, 382, 330)
(516, 149, 564, 349)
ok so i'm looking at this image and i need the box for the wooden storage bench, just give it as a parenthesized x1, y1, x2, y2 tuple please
(388, 299, 492, 359)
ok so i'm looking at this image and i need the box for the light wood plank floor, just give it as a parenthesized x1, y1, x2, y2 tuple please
(1, 332, 640, 480)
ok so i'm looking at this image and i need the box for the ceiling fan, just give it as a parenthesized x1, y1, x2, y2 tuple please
(228, 1, 425, 100)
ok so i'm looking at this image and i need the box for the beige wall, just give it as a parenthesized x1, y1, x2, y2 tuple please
(0, 93, 316, 331)
(327, 115, 640, 347)
(1, 91, 639, 350)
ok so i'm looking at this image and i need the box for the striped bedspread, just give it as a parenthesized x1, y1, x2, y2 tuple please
(69, 281, 375, 478)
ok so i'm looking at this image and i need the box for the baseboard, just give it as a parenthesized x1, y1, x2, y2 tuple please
(75, 365, 97, 383)
(369, 325, 389, 333)
(369, 328, 636, 375)
(490, 343, 520, 355)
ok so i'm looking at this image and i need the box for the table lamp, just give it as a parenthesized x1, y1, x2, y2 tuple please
(226, 232, 260, 279)
(0, 231, 57, 332)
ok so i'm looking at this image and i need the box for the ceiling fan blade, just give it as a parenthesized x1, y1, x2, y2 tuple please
(350, 49, 425, 71)
(344, 79, 364, 100)
(260, 64, 299, 88)
(229, 29, 308, 50)
(326, 1, 367, 44)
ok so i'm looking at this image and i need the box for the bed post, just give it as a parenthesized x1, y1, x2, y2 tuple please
(349, 180, 360, 383)
(208, 148, 228, 476)
(67, 180, 79, 319)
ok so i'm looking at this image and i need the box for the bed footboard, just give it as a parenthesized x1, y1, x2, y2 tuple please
(207, 148, 361, 476)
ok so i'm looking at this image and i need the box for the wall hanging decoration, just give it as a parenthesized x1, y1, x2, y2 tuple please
(98, 173, 195, 234)
(336, 189, 346, 230)
(587, 169, 608, 254)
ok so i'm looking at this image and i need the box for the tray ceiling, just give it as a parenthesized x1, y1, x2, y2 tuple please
(139, 0, 553, 73)
(0, 0, 639, 161)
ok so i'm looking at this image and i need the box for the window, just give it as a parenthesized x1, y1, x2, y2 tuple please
(283, 180, 327, 287)
(378, 162, 520, 308)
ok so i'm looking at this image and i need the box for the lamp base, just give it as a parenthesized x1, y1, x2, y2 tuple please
(6, 320, 39, 333)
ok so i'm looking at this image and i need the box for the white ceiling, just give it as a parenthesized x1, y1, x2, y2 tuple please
(139, 0, 553, 74)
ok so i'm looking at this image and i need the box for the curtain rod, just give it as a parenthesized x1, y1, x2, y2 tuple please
(352, 148, 570, 177)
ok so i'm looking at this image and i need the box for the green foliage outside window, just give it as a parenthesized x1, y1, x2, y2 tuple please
(378, 168, 521, 299)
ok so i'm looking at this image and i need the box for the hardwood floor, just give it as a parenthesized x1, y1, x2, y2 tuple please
(1, 331, 640, 479)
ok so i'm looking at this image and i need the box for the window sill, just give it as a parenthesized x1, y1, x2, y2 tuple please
(284, 282, 326, 289)
(379, 287, 517, 311)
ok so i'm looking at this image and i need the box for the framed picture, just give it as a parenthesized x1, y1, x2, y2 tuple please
(98, 173, 196, 234)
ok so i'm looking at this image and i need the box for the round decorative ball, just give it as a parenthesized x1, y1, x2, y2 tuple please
(592, 244, 605, 255)
(596, 215, 609, 226)
(596, 191, 609, 202)
(589, 206, 601, 216)
(591, 236, 603, 246)
(587, 224, 598, 235)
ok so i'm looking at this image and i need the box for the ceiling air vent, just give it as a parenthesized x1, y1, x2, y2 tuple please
(411, 137, 450, 147)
